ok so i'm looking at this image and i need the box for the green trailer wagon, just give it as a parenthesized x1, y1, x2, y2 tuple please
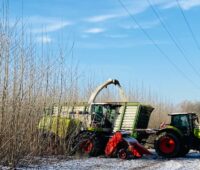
(38, 102, 154, 142)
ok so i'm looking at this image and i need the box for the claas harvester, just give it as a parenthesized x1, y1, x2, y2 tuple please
(38, 79, 153, 159)
(69, 102, 152, 159)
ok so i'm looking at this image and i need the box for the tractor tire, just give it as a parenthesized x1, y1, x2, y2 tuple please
(154, 132, 180, 158)
(179, 145, 190, 157)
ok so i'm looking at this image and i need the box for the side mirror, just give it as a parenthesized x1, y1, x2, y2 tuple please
(193, 115, 199, 124)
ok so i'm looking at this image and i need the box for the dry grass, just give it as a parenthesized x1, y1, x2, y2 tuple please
(0, 1, 81, 166)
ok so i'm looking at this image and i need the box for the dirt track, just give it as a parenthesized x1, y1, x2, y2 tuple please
(12, 151, 200, 170)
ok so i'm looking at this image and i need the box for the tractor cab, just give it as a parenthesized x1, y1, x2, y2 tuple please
(169, 113, 200, 137)
(90, 103, 121, 131)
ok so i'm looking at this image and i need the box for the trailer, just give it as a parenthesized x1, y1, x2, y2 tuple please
(38, 102, 154, 140)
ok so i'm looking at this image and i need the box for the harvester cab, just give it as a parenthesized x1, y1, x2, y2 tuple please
(154, 112, 200, 158)
(90, 103, 121, 130)
(84, 78, 128, 132)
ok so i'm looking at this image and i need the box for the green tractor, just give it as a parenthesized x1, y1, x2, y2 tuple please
(154, 112, 200, 158)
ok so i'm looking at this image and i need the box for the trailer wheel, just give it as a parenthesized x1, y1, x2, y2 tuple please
(155, 132, 180, 158)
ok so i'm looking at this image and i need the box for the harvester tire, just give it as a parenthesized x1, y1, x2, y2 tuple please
(71, 131, 102, 157)
(155, 132, 180, 158)
(86, 137, 102, 157)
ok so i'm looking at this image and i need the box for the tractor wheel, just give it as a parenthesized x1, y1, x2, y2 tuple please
(179, 145, 190, 157)
(155, 132, 180, 158)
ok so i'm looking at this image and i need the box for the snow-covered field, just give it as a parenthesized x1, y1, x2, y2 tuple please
(2, 151, 200, 170)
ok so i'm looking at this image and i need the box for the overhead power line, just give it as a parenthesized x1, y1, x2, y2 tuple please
(118, 0, 200, 90)
(147, 0, 200, 80)
(176, 0, 200, 51)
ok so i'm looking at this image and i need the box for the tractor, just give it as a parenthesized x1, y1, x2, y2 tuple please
(154, 112, 200, 158)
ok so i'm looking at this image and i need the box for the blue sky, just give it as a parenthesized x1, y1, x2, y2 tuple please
(9, 0, 200, 103)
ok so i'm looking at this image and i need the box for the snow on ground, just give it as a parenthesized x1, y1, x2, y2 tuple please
(4, 151, 200, 170)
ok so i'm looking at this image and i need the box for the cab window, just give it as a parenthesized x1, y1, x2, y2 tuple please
(171, 115, 189, 129)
